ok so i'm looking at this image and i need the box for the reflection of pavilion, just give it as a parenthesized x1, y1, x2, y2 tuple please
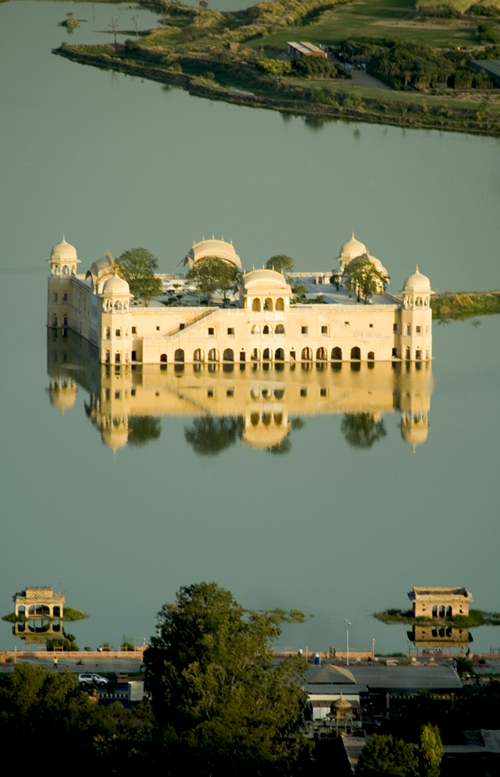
(408, 625, 473, 659)
(47, 330, 433, 453)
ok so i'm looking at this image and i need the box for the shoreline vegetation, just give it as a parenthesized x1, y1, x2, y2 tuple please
(430, 291, 500, 318)
(374, 608, 500, 628)
(2, 607, 88, 623)
(51, 0, 500, 136)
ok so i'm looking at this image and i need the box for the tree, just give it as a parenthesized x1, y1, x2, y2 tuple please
(115, 247, 163, 306)
(356, 733, 419, 777)
(187, 257, 240, 305)
(266, 255, 295, 274)
(419, 723, 443, 777)
(341, 413, 387, 449)
(143, 582, 309, 776)
(344, 254, 388, 303)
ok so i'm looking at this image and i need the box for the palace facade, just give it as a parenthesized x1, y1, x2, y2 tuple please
(46, 234, 433, 366)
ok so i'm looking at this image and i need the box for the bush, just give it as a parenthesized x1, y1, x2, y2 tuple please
(256, 57, 292, 76)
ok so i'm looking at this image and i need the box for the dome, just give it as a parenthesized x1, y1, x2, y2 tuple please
(401, 420, 429, 450)
(185, 238, 241, 269)
(103, 273, 130, 294)
(101, 427, 129, 453)
(241, 419, 290, 449)
(403, 266, 431, 292)
(367, 254, 389, 278)
(243, 269, 290, 290)
(50, 236, 78, 262)
(339, 233, 367, 261)
(48, 381, 77, 414)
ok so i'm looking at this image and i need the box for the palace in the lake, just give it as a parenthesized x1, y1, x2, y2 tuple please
(46, 234, 433, 366)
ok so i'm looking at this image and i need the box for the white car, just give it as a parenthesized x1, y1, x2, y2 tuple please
(78, 672, 109, 687)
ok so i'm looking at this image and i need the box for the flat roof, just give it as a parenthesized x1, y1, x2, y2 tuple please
(470, 59, 500, 79)
(287, 41, 325, 55)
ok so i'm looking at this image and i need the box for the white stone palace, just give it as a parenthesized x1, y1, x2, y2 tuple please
(46, 234, 432, 366)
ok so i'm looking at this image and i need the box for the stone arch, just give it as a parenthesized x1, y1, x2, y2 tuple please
(316, 347, 327, 361)
(160, 354, 167, 363)
(263, 325, 272, 335)
(115, 351, 121, 364)
(263, 348, 271, 361)
(367, 351, 375, 361)
(174, 348, 184, 362)
(62, 265, 69, 275)
(276, 297, 284, 311)
(264, 298, 273, 311)
(332, 347, 342, 360)
(114, 300, 122, 310)
(252, 298, 261, 312)
(193, 349, 204, 362)
(301, 347, 313, 361)
(350, 347, 361, 360)
(223, 348, 234, 362)
(275, 324, 285, 334)
(251, 348, 260, 361)
(415, 296, 423, 306)
(52, 314, 58, 327)
(105, 327, 110, 340)
(275, 348, 285, 361)
(416, 348, 422, 360)
(251, 324, 261, 334)
(105, 350, 110, 364)
(208, 348, 219, 362)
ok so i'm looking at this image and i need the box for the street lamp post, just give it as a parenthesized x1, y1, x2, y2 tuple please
(345, 619, 351, 666)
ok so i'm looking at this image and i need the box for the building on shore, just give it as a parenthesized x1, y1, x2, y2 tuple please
(46, 234, 433, 368)
(287, 42, 328, 59)
(408, 587, 473, 618)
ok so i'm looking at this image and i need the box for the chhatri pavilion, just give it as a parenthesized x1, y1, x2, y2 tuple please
(46, 233, 433, 367)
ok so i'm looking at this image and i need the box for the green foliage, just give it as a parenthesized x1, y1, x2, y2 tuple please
(122, 635, 135, 651)
(63, 607, 88, 621)
(46, 631, 79, 651)
(64, 16, 80, 29)
(144, 582, 309, 776)
(256, 58, 293, 76)
(291, 280, 307, 303)
(431, 292, 500, 319)
(356, 733, 419, 776)
(187, 256, 241, 304)
(343, 254, 387, 302)
(2, 612, 27, 623)
(265, 254, 295, 273)
(374, 608, 500, 627)
(292, 56, 337, 78)
(115, 247, 163, 306)
(341, 413, 387, 449)
(128, 416, 162, 447)
(419, 723, 443, 777)
(184, 416, 242, 455)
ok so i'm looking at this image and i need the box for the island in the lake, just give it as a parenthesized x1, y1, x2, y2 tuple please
(53, 0, 500, 136)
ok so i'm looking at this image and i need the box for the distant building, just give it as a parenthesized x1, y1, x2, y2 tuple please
(13, 586, 65, 643)
(408, 587, 473, 618)
(468, 59, 500, 87)
(287, 41, 327, 59)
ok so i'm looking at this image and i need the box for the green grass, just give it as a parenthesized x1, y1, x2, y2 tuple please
(374, 608, 500, 627)
(248, 0, 481, 49)
(431, 291, 500, 318)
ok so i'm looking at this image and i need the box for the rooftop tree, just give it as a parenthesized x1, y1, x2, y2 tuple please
(344, 254, 388, 304)
(115, 247, 163, 306)
(187, 256, 240, 305)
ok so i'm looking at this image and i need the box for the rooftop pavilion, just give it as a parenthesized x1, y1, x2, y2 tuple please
(409, 587, 473, 618)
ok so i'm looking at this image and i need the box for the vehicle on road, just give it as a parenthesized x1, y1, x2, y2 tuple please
(78, 672, 109, 687)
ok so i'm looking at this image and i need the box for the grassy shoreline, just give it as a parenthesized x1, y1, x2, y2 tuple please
(431, 291, 500, 318)
(374, 608, 500, 627)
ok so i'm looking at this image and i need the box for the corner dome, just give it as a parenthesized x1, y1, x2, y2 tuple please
(401, 421, 429, 450)
(51, 236, 78, 262)
(339, 233, 367, 261)
(103, 273, 130, 294)
(403, 266, 431, 292)
(243, 268, 290, 290)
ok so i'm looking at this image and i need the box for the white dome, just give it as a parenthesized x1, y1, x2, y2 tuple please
(185, 238, 241, 269)
(103, 273, 130, 294)
(243, 268, 290, 290)
(367, 254, 388, 277)
(340, 233, 367, 261)
(403, 266, 431, 292)
(51, 236, 78, 262)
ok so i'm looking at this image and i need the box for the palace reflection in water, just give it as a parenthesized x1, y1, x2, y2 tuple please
(47, 331, 433, 455)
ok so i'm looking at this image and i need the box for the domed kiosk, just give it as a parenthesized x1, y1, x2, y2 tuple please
(183, 237, 241, 270)
(338, 233, 367, 272)
(48, 236, 80, 277)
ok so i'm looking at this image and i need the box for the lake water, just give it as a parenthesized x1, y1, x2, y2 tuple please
(1, 1, 499, 655)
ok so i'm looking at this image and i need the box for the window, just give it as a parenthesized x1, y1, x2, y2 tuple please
(416, 325, 421, 334)
(156, 326, 160, 331)
(320, 388, 327, 397)
(369, 323, 373, 328)
(115, 391, 121, 399)
(208, 327, 215, 336)
(321, 325, 328, 335)
(300, 388, 307, 397)
(131, 351, 137, 361)
(105, 327, 110, 340)
(115, 329, 122, 337)
(132, 327, 137, 334)
(406, 324, 411, 336)
(301, 326, 308, 335)
(393, 323, 398, 333)
(53, 292, 58, 303)
(263, 325, 271, 335)
(207, 390, 214, 398)
(275, 324, 285, 335)
(63, 293, 68, 303)
(131, 388, 136, 396)
(179, 324, 185, 330)
(226, 389, 234, 397)
(344, 322, 349, 328)
(227, 328, 234, 336)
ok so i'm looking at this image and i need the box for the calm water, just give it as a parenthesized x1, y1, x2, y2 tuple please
(1, 2, 499, 654)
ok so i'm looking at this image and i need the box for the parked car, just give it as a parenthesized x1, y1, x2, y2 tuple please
(78, 672, 109, 687)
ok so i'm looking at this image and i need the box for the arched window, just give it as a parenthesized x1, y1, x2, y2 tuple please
(160, 354, 167, 363)
(424, 296, 429, 307)
(193, 349, 204, 362)
(331, 347, 342, 360)
(275, 298, 284, 311)
(275, 348, 285, 361)
(52, 314, 58, 327)
(316, 347, 327, 361)
(115, 352, 121, 364)
(240, 351, 246, 362)
(252, 298, 261, 312)
(263, 325, 271, 335)
(406, 347, 411, 360)
(351, 347, 361, 360)
(250, 413, 259, 426)
(114, 300, 122, 310)
(264, 298, 273, 311)
(223, 348, 234, 362)
(415, 297, 423, 307)
(251, 348, 260, 361)
(263, 348, 271, 360)
(208, 349, 219, 362)
(174, 349, 184, 362)
(367, 351, 375, 360)
(105, 350, 110, 364)
(62, 265, 69, 275)
(416, 349, 422, 360)
(275, 324, 285, 335)
(251, 325, 261, 335)
(301, 347, 313, 361)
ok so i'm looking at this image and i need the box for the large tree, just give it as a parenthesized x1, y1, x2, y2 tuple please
(355, 733, 419, 777)
(115, 247, 163, 306)
(143, 582, 309, 776)
(419, 723, 443, 777)
(266, 255, 295, 275)
(187, 257, 240, 305)
(343, 254, 388, 304)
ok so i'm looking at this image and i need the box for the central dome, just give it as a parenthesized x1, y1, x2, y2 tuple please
(339, 233, 367, 261)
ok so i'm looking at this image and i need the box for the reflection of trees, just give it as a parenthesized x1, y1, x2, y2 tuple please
(268, 438, 292, 455)
(341, 413, 387, 449)
(184, 416, 242, 456)
(128, 417, 161, 447)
